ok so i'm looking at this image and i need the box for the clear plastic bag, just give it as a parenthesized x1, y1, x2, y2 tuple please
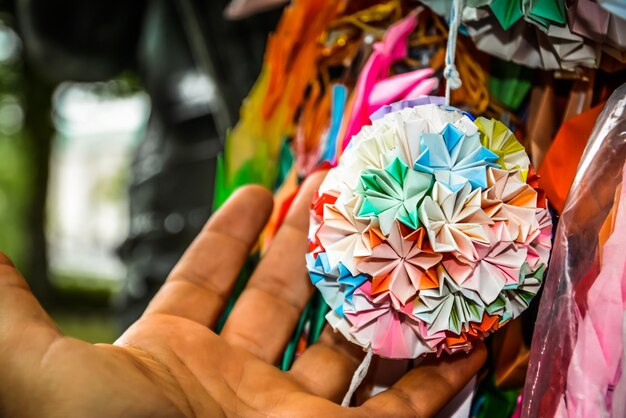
(522, 84, 626, 417)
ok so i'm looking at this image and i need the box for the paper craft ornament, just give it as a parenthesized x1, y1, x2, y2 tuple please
(307, 99, 551, 359)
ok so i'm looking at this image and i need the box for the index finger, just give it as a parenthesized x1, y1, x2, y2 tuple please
(0, 253, 60, 341)
(221, 172, 326, 363)
(143, 185, 274, 327)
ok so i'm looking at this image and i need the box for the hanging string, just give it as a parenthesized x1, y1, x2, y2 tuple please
(341, 348, 374, 407)
(341, 2, 463, 407)
(444, 0, 465, 106)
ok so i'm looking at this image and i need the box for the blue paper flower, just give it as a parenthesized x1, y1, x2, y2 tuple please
(307, 252, 368, 317)
(413, 123, 499, 191)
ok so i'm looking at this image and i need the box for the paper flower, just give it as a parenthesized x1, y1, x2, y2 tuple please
(325, 122, 397, 192)
(461, 6, 598, 71)
(311, 190, 339, 218)
(524, 207, 553, 271)
(419, 182, 493, 254)
(356, 157, 434, 235)
(481, 167, 539, 243)
(316, 194, 377, 276)
(321, 101, 480, 195)
(341, 281, 436, 359)
(357, 222, 442, 304)
(308, 191, 339, 256)
(307, 252, 368, 317)
(413, 266, 485, 335)
(475, 117, 530, 180)
(413, 123, 499, 191)
(487, 263, 545, 322)
(306, 99, 552, 359)
(445, 313, 502, 353)
(442, 222, 528, 304)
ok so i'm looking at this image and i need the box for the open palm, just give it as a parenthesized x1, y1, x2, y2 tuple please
(0, 173, 485, 418)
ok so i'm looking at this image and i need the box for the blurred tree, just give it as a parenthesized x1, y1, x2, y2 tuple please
(0, 18, 28, 269)
(8, 0, 281, 329)
(119, 0, 282, 330)
(0, 12, 55, 306)
(21, 64, 54, 306)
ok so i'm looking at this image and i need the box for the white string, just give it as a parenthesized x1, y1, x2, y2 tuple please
(341, 348, 374, 407)
(444, 0, 465, 106)
(341, 2, 462, 405)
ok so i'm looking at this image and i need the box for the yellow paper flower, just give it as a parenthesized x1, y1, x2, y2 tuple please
(475, 117, 530, 181)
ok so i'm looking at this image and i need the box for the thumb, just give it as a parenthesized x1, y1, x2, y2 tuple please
(0, 252, 61, 342)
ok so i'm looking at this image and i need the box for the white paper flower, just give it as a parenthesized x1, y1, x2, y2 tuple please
(316, 193, 375, 276)
(414, 266, 485, 335)
(419, 181, 493, 254)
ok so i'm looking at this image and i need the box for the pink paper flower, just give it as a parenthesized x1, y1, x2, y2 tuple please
(442, 222, 528, 304)
(358, 222, 442, 304)
(342, 281, 439, 359)
(481, 168, 539, 243)
(524, 208, 553, 271)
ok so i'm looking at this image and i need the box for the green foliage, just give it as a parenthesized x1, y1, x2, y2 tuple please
(0, 24, 30, 268)
(0, 132, 30, 267)
(51, 310, 117, 344)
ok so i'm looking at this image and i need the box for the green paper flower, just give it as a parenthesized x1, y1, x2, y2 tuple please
(487, 263, 545, 323)
(356, 157, 433, 235)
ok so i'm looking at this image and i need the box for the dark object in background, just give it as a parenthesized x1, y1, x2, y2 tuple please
(17, 0, 147, 82)
(16, 0, 281, 331)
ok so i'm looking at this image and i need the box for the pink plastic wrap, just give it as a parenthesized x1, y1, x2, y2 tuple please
(522, 84, 626, 417)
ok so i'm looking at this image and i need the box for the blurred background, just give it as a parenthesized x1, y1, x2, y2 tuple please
(0, 0, 282, 342)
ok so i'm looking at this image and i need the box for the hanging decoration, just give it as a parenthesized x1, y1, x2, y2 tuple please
(306, 99, 551, 359)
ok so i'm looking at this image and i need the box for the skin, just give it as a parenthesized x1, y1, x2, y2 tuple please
(0, 172, 486, 418)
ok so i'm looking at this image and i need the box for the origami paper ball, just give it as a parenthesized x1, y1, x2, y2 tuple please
(307, 98, 552, 359)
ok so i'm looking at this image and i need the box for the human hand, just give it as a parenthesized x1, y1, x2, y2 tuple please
(0, 172, 486, 417)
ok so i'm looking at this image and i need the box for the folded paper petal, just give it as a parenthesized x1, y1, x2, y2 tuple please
(443, 222, 528, 304)
(487, 263, 546, 321)
(316, 194, 375, 275)
(475, 117, 530, 180)
(307, 252, 368, 317)
(524, 207, 553, 271)
(414, 123, 499, 191)
(356, 157, 434, 235)
(358, 222, 442, 304)
(308, 191, 339, 255)
(342, 282, 436, 359)
(444, 312, 501, 353)
(419, 182, 493, 255)
(482, 167, 539, 242)
(414, 266, 486, 336)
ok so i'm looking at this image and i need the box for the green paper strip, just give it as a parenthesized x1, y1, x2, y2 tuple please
(281, 299, 312, 371)
(490, 0, 523, 31)
(488, 58, 534, 111)
(216, 253, 260, 333)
